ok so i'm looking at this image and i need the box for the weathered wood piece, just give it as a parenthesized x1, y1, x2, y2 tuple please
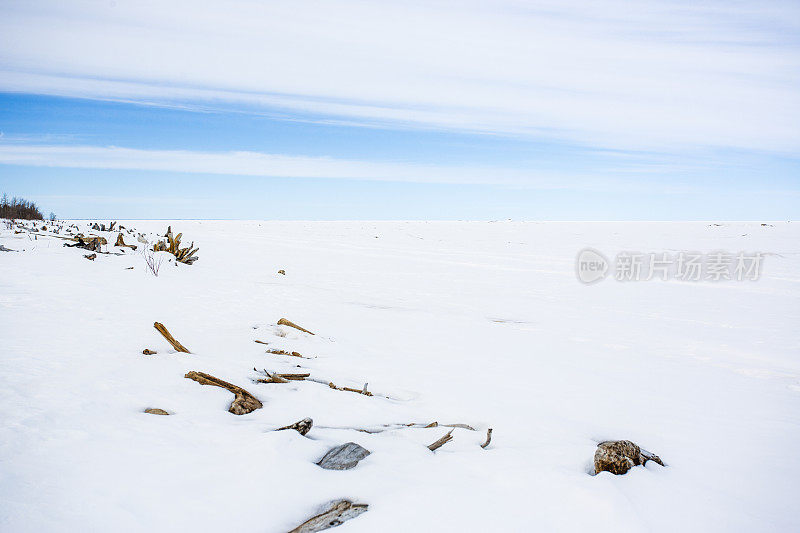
(327, 382, 373, 396)
(278, 318, 315, 335)
(442, 423, 475, 430)
(594, 440, 664, 475)
(317, 442, 371, 470)
(277, 417, 313, 436)
(481, 428, 493, 449)
(142, 348, 157, 355)
(84, 253, 97, 260)
(265, 348, 305, 358)
(65, 235, 106, 252)
(427, 429, 454, 451)
(153, 322, 190, 353)
(289, 500, 368, 533)
(278, 269, 286, 275)
(115, 233, 137, 250)
(144, 408, 170, 415)
(184, 371, 263, 415)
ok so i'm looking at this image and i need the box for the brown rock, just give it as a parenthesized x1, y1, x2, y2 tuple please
(594, 440, 664, 475)
(144, 408, 170, 415)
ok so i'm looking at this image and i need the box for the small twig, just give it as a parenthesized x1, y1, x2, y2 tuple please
(153, 322, 190, 353)
(481, 428, 493, 449)
(428, 429, 454, 451)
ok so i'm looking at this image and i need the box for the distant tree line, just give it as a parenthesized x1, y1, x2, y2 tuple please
(0, 193, 47, 220)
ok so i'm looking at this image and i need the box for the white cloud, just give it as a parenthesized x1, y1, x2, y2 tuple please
(0, 143, 701, 192)
(0, 0, 798, 153)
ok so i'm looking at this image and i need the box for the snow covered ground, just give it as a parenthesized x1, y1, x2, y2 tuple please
(1, 220, 799, 532)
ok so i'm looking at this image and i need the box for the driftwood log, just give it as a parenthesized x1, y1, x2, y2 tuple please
(289, 500, 368, 533)
(428, 429, 454, 451)
(153, 322, 190, 353)
(184, 371, 263, 415)
(278, 318, 315, 335)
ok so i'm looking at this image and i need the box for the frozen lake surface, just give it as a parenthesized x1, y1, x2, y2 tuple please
(1, 220, 798, 532)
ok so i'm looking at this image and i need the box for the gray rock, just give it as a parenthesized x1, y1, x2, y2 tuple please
(316, 442, 370, 470)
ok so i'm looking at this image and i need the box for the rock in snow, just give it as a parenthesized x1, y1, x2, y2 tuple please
(594, 440, 664, 475)
(317, 442, 371, 470)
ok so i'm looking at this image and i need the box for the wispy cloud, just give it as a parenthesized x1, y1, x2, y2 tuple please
(1, 0, 797, 153)
(0, 143, 703, 192)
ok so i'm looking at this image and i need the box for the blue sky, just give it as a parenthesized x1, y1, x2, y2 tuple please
(0, 0, 798, 219)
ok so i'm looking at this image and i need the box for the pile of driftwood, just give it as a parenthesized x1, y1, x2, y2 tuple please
(138, 317, 496, 530)
(152, 226, 199, 265)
